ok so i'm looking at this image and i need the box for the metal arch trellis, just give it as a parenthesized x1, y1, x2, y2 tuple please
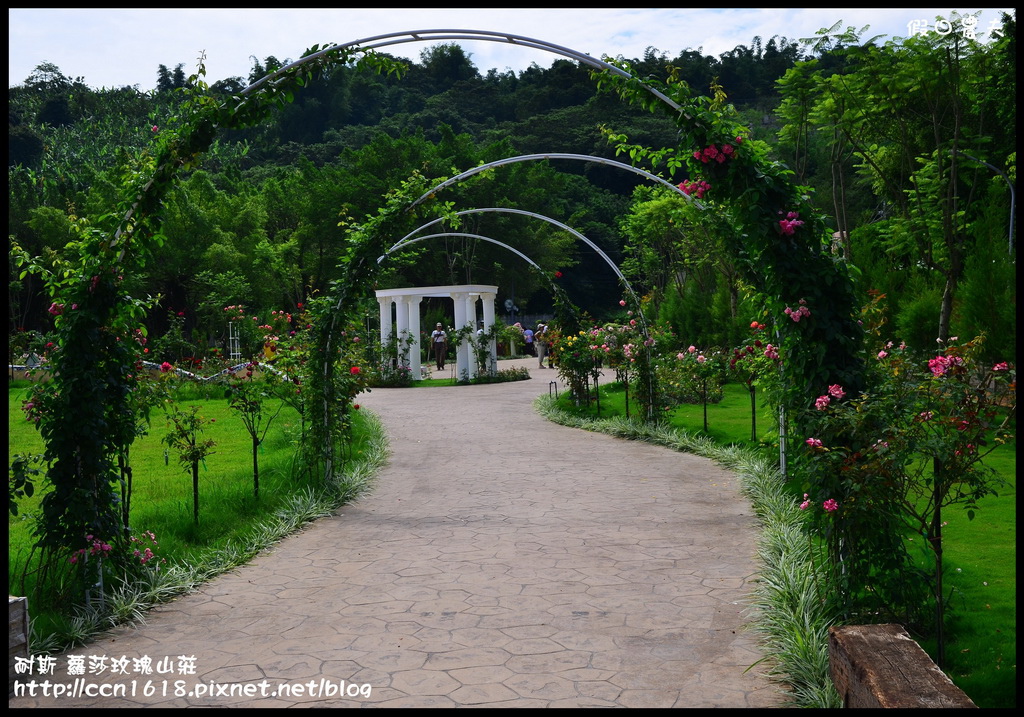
(388, 207, 638, 301)
(246, 30, 700, 468)
(377, 229, 645, 412)
(243, 29, 686, 118)
(39, 27, 703, 556)
(400, 154, 708, 333)
(335, 153, 703, 314)
(387, 207, 656, 411)
(398, 154, 711, 416)
(378, 232, 545, 274)
(377, 230, 585, 384)
(408, 153, 704, 212)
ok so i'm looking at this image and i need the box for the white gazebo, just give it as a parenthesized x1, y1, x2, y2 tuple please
(375, 285, 499, 380)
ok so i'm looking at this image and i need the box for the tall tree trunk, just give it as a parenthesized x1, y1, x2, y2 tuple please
(749, 385, 757, 442)
(937, 276, 955, 343)
(119, 451, 132, 539)
(253, 435, 260, 500)
(192, 461, 200, 525)
(831, 130, 851, 260)
(931, 457, 946, 668)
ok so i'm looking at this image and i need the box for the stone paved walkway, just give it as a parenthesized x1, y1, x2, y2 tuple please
(10, 359, 788, 708)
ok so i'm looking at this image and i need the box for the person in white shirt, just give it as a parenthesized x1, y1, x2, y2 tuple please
(429, 322, 448, 370)
(535, 323, 549, 368)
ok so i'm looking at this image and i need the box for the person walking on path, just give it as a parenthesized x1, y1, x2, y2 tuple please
(536, 323, 549, 368)
(523, 326, 535, 356)
(429, 322, 447, 370)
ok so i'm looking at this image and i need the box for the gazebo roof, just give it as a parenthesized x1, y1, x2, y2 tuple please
(375, 284, 498, 299)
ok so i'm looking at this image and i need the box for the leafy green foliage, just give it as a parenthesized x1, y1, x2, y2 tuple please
(162, 404, 217, 524)
(598, 55, 867, 435)
(8, 453, 41, 516)
(781, 291, 1016, 662)
(225, 365, 286, 500)
(774, 14, 1017, 349)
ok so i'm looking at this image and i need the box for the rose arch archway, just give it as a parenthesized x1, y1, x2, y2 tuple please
(35, 26, 865, 559)
(241, 29, 694, 477)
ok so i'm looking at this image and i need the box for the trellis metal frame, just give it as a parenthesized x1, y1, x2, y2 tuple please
(244, 29, 686, 118)
(240, 29, 699, 474)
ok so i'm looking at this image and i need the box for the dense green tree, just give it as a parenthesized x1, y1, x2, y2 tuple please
(156, 63, 187, 92)
(775, 13, 1016, 353)
(619, 185, 747, 348)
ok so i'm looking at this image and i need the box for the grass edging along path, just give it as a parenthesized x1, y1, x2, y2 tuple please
(537, 383, 1016, 710)
(8, 383, 389, 653)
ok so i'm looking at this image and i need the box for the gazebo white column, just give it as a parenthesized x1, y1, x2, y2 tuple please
(480, 291, 497, 374)
(452, 291, 471, 379)
(465, 292, 479, 377)
(377, 296, 392, 348)
(407, 294, 423, 379)
(395, 296, 410, 369)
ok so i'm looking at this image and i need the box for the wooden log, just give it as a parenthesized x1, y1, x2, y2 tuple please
(829, 624, 976, 708)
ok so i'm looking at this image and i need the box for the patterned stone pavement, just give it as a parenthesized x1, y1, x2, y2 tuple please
(10, 359, 788, 708)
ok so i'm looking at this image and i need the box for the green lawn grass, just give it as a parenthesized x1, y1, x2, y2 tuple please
(8, 380, 313, 635)
(556, 380, 1016, 709)
(919, 443, 1016, 708)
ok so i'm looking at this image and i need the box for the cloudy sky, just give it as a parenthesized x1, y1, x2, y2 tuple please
(9, 8, 1014, 91)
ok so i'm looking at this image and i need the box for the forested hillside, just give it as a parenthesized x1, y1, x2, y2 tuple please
(9, 13, 1016, 364)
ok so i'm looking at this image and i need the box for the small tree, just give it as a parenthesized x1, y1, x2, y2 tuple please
(471, 324, 500, 378)
(600, 318, 644, 419)
(729, 321, 782, 441)
(554, 328, 605, 409)
(799, 334, 1015, 663)
(371, 329, 415, 387)
(226, 363, 285, 500)
(162, 404, 216, 524)
(660, 346, 726, 432)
